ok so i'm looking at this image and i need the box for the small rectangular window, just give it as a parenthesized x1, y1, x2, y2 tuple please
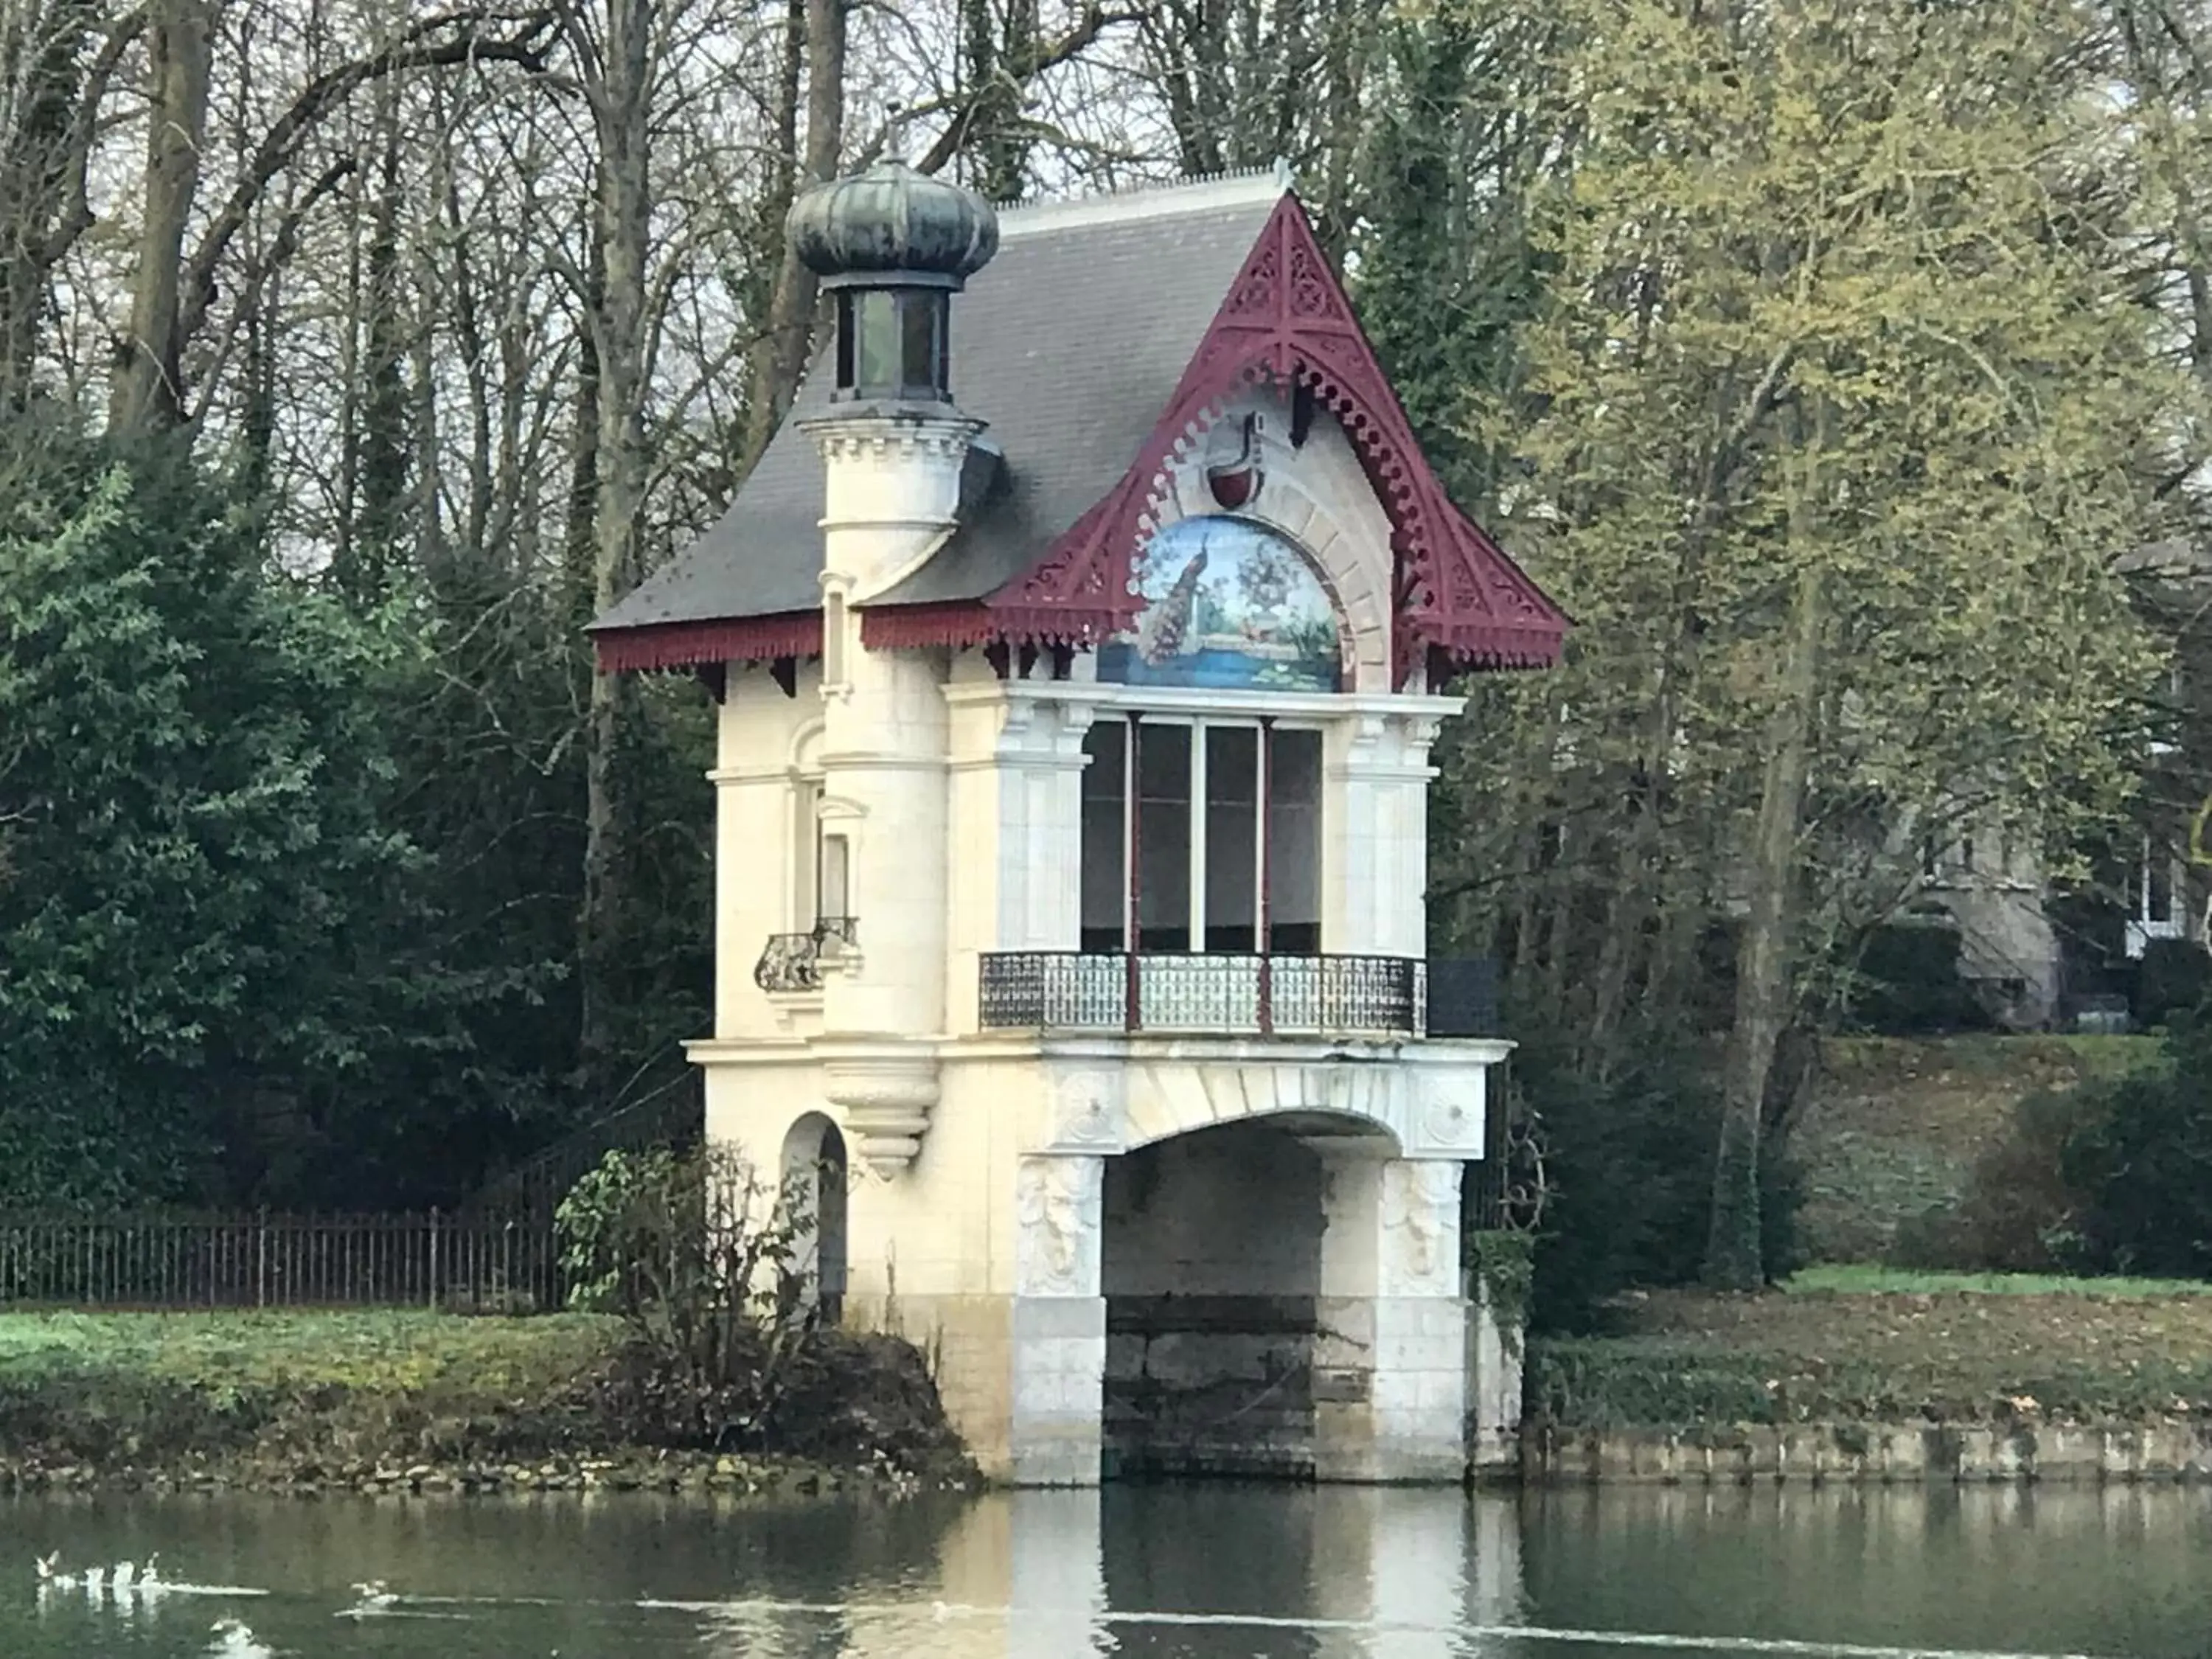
(1265, 728, 1323, 953)
(854, 291, 898, 392)
(818, 832, 851, 927)
(822, 588, 849, 689)
(1204, 726, 1259, 953)
(835, 292, 856, 389)
(1079, 723, 1127, 953)
(900, 296, 941, 395)
(1135, 724, 1192, 953)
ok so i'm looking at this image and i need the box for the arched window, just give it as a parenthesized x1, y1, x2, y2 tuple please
(782, 1113, 847, 1321)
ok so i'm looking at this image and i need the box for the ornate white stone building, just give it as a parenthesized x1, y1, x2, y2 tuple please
(591, 160, 1567, 1484)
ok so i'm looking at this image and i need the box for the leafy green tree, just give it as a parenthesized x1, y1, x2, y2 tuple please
(0, 430, 470, 1203)
(2060, 1004, 2212, 1276)
(1355, 0, 1568, 515)
(1441, 0, 2184, 1285)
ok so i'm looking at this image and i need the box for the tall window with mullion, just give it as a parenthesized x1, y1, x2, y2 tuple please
(1078, 717, 1322, 956)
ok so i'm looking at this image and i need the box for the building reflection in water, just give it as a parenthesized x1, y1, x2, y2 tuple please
(786, 1484, 1525, 1659)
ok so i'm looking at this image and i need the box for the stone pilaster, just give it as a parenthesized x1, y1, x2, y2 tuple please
(1315, 1151, 1470, 1482)
(1009, 1153, 1107, 1486)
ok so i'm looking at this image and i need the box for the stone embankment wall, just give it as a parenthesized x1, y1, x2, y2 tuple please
(1525, 1420, 2212, 1484)
(1467, 1292, 1522, 1479)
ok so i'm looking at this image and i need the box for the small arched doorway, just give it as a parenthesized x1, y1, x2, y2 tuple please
(1100, 1112, 1395, 1479)
(782, 1113, 848, 1323)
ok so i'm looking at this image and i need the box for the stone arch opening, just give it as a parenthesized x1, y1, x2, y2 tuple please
(782, 1113, 848, 1322)
(1100, 1112, 1394, 1480)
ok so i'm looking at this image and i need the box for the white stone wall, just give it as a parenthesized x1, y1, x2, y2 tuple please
(711, 664, 823, 1040)
(682, 389, 1517, 1484)
(943, 672, 1093, 1030)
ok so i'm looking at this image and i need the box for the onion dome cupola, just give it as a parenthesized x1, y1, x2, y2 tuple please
(787, 159, 999, 406)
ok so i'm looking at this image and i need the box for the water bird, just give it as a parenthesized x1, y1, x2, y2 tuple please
(113, 1559, 136, 1593)
(338, 1579, 399, 1618)
(209, 1615, 276, 1657)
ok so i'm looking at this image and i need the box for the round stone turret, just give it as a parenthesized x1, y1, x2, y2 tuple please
(787, 160, 998, 293)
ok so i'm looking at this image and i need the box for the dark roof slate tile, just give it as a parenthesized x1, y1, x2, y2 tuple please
(591, 186, 1281, 634)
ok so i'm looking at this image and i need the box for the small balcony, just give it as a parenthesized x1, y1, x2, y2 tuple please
(977, 952, 1498, 1039)
(754, 917, 860, 995)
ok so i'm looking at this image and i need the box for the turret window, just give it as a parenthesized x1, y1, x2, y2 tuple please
(834, 289, 950, 402)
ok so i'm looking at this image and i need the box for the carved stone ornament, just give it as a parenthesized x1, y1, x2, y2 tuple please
(1398, 1064, 1489, 1158)
(1015, 1155, 1104, 1296)
(1422, 1096, 1478, 1152)
(1379, 1160, 1461, 1297)
(1049, 1068, 1123, 1150)
(821, 1051, 942, 1177)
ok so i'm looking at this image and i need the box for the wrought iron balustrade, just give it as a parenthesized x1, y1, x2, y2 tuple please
(754, 917, 861, 995)
(978, 951, 1450, 1036)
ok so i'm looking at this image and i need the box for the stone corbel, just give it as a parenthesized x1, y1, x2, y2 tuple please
(1397, 712, 1445, 751)
(1053, 700, 1099, 759)
(819, 1044, 941, 1176)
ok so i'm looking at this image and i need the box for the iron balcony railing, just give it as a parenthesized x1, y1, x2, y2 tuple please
(977, 952, 1500, 1038)
(754, 917, 860, 995)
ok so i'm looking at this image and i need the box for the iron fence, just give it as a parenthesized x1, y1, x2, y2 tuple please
(977, 951, 1435, 1035)
(0, 1208, 565, 1311)
(465, 1078, 706, 1222)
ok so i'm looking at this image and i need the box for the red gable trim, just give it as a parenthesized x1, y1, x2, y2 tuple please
(592, 611, 822, 673)
(987, 194, 1568, 683)
(860, 599, 1111, 650)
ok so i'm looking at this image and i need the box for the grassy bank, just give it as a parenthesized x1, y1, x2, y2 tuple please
(1527, 1269, 2212, 1431)
(1794, 1035, 2163, 1262)
(0, 1310, 967, 1495)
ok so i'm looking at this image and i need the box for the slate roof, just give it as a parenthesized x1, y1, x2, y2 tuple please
(590, 179, 1284, 638)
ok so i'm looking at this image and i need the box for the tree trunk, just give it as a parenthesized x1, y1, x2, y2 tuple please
(111, 0, 210, 436)
(737, 0, 844, 476)
(579, 0, 655, 1090)
(1705, 548, 1822, 1290)
(0, 0, 105, 407)
(344, 95, 408, 602)
(563, 198, 603, 625)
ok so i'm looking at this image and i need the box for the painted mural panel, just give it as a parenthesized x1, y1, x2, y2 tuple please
(1097, 516, 1343, 692)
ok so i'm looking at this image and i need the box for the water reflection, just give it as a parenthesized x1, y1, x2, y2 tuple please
(4, 1480, 2211, 1658)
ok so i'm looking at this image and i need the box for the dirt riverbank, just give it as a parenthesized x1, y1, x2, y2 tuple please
(0, 1310, 974, 1496)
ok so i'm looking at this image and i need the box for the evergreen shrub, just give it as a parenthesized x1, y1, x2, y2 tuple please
(1514, 1025, 1804, 1331)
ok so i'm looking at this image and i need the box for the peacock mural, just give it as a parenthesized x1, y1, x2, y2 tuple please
(1098, 515, 1342, 692)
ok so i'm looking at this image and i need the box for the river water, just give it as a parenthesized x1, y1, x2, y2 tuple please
(2, 1483, 2208, 1659)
